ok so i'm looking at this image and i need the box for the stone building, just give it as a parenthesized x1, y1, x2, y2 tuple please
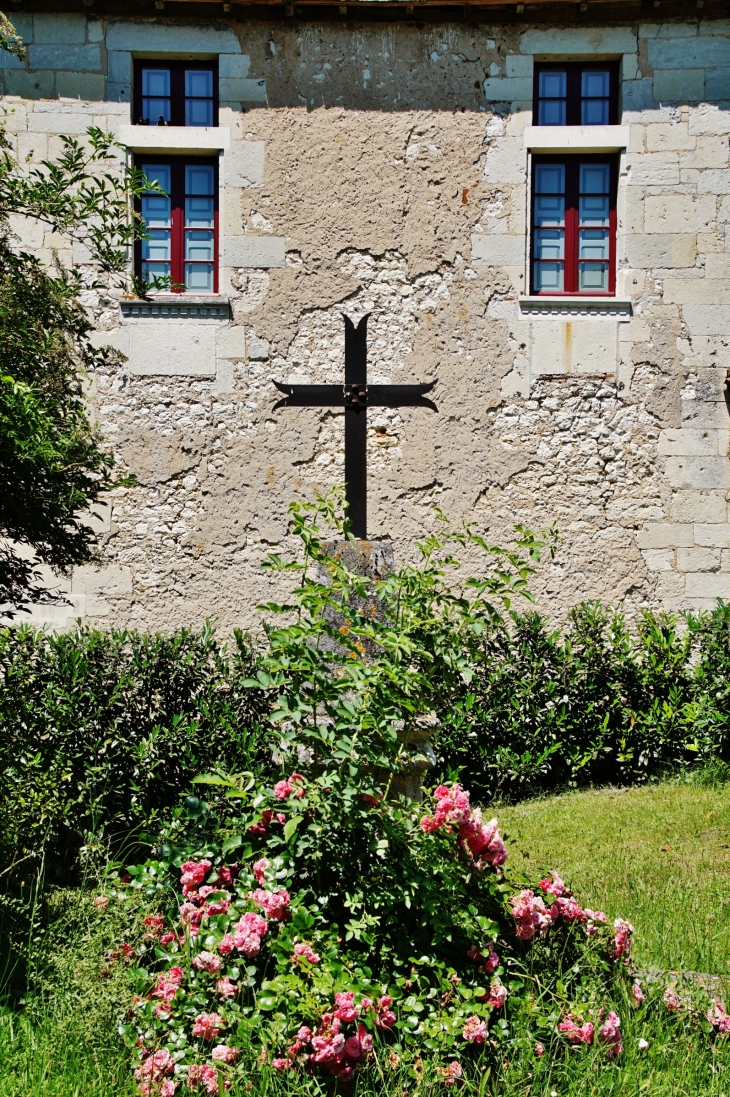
(2, 0, 730, 631)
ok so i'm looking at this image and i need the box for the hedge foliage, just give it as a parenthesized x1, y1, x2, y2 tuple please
(1, 602, 730, 887)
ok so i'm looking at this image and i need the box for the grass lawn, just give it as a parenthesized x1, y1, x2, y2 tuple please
(498, 779, 730, 977)
(1, 780, 729, 1097)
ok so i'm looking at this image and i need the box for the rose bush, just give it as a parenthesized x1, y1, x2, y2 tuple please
(114, 773, 644, 1095)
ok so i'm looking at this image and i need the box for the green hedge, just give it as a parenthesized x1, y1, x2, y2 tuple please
(435, 601, 730, 801)
(2, 601, 730, 886)
(0, 623, 272, 884)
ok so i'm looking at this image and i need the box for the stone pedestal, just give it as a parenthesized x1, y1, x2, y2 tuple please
(318, 539, 435, 802)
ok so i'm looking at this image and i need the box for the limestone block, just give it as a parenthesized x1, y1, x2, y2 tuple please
(219, 54, 251, 79)
(665, 456, 730, 490)
(88, 327, 130, 356)
(531, 319, 618, 376)
(685, 572, 730, 598)
(6, 13, 32, 41)
(220, 77, 267, 103)
(682, 400, 730, 430)
(482, 138, 525, 184)
(653, 69, 704, 102)
(106, 21, 241, 53)
(519, 27, 637, 55)
(78, 500, 112, 534)
(624, 234, 697, 269)
(694, 524, 730, 547)
(505, 55, 532, 78)
(658, 428, 720, 455)
(697, 170, 730, 195)
(677, 546, 721, 571)
(663, 280, 730, 305)
(645, 194, 715, 234)
(28, 109, 96, 134)
(127, 322, 218, 376)
(106, 83, 131, 105)
(670, 491, 728, 523)
(655, 573, 686, 602)
(72, 564, 133, 596)
(32, 13, 86, 44)
(0, 50, 24, 70)
(29, 44, 101, 72)
(684, 136, 730, 169)
(57, 73, 105, 100)
(689, 104, 730, 136)
(646, 123, 695, 152)
(107, 50, 131, 84)
(648, 36, 730, 69)
(225, 141, 265, 188)
(624, 152, 679, 187)
(482, 77, 532, 102)
(640, 22, 699, 38)
(223, 236, 285, 268)
(216, 325, 246, 359)
(621, 80, 654, 113)
(706, 68, 730, 100)
(642, 549, 675, 571)
(471, 234, 525, 266)
(212, 360, 235, 394)
(683, 305, 729, 336)
(87, 20, 103, 42)
(248, 339, 269, 360)
(622, 54, 641, 81)
(637, 523, 694, 548)
(705, 253, 730, 278)
(5, 70, 54, 98)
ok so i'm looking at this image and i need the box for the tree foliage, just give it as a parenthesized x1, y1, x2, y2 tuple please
(0, 17, 162, 604)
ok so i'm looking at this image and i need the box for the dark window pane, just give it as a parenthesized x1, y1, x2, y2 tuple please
(539, 99, 566, 126)
(142, 99, 172, 123)
(186, 164, 215, 195)
(534, 163, 565, 194)
(580, 163, 610, 194)
(186, 70, 213, 98)
(533, 262, 564, 292)
(582, 70, 610, 98)
(142, 69, 170, 97)
(186, 99, 214, 126)
(539, 70, 567, 98)
(534, 195, 565, 226)
(581, 98, 609, 125)
(578, 262, 609, 292)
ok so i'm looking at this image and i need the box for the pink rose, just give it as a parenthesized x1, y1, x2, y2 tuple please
(192, 1012, 226, 1041)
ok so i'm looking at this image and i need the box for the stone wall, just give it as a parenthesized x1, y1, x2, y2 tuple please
(2, 11, 730, 630)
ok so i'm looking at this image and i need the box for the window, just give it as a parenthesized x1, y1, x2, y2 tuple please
(133, 60, 218, 126)
(136, 158, 218, 293)
(533, 62, 618, 126)
(531, 156, 616, 296)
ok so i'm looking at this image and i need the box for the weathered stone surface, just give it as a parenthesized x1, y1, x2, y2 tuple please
(3, 12, 730, 628)
(127, 323, 219, 376)
(28, 44, 102, 72)
(223, 236, 286, 268)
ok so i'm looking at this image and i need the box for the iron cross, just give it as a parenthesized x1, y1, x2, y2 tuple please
(272, 314, 437, 539)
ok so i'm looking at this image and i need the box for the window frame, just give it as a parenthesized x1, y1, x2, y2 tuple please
(532, 61, 619, 127)
(530, 153, 618, 298)
(133, 59, 219, 128)
(134, 155, 220, 295)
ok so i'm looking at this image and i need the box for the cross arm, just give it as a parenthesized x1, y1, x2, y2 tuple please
(368, 381, 437, 412)
(272, 381, 344, 410)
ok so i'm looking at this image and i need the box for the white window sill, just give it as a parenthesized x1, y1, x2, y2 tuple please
(519, 296, 632, 319)
(524, 126, 630, 153)
(119, 295, 231, 320)
(119, 125, 230, 154)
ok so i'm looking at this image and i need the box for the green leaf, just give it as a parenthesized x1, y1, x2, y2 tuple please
(284, 815, 303, 842)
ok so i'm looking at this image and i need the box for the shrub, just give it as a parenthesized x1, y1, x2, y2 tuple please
(435, 600, 730, 802)
(0, 622, 272, 882)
